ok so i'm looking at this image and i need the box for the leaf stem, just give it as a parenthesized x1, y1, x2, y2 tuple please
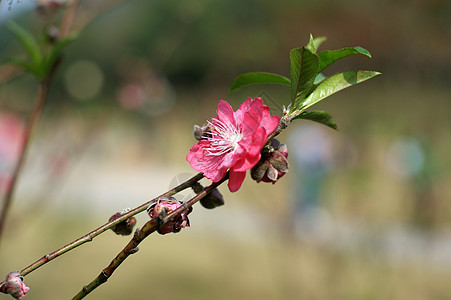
(72, 174, 226, 300)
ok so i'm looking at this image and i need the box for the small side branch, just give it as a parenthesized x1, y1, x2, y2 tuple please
(72, 175, 227, 300)
(0, 172, 204, 292)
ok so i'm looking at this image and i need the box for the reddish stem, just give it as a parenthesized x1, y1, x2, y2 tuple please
(72, 175, 227, 300)
(0, 172, 204, 294)
(60, 0, 80, 39)
(0, 82, 48, 240)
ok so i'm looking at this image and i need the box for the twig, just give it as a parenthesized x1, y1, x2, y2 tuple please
(266, 113, 292, 143)
(0, 82, 49, 240)
(0, 172, 203, 290)
(60, 0, 80, 39)
(72, 174, 227, 300)
(0, 102, 289, 296)
(71, 113, 287, 299)
(0, 0, 82, 243)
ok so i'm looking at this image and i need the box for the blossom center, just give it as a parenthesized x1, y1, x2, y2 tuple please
(204, 118, 242, 156)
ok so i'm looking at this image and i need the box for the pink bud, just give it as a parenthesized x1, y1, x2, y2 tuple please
(2, 272, 29, 300)
(147, 197, 191, 235)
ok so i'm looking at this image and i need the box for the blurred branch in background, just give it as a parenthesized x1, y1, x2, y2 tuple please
(0, 0, 81, 241)
(0, 0, 450, 299)
(0, 0, 136, 240)
(0, 81, 47, 239)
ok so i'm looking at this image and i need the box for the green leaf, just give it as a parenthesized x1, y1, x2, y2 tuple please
(7, 57, 41, 77)
(313, 73, 327, 85)
(7, 21, 42, 67)
(229, 72, 290, 92)
(306, 34, 327, 53)
(43, 34, 78, 76)
(293, 110, 338, 130)
(290, 47, 319, 108)
(299, 71, 381, 111)
(312, 36, 327, 52)
(318, 47, 372, 73)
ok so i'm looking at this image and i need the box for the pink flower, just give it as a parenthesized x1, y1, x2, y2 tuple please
(187, 97, 280, 192)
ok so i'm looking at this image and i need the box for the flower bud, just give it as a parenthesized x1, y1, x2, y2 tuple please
(193, 124, 211, 141)
(1, 272, 29, 300)
(191, 182, 204, 194)
(191, 183, 225, 209)
(46, 26, 60, 44)
(109, 208, 137, 236)
(200, 188, 224, 209)
(251, 139, 288, 184)
(147, 197, 191, 235)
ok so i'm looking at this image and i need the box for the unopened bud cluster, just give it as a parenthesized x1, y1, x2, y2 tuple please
(251, 139, 288, 184)
(0, 272, 29, 300)
(147, 197, 191, 235)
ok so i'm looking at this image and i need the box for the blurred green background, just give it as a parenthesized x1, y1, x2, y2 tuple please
(0, 0, 450, 299)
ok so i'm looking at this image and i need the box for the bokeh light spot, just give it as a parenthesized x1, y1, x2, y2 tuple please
(64, 60, 104, 100)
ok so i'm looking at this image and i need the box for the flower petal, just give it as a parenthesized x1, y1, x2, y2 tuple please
(262, 115, 280, 135)
(241, 110, 263, 136)
(187, 141, 228, 182)
(217, 100, 236, 126)
(239, 127, 266, 156)
(228, 169, 246, 192)
(186, 98, 281, 192)
(232, 152, 261, 172)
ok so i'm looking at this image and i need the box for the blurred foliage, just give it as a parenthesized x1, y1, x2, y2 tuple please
(0, 0, 449, 249)
(5, 20, 77, 81)
(1, 0, 449, 99)
(0, 1, 450, 299)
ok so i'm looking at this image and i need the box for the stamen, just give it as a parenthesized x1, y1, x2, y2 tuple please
(203, 118, 242, 156)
